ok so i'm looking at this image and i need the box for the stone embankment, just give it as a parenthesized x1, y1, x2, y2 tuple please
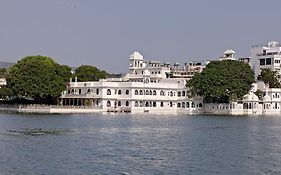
(0, 104, 104, 114)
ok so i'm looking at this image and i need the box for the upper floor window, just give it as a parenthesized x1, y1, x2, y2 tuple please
(170, 91, 174, 97)
(153, 90, 157, 95)
(146, 90, 150, 95)
(178, 91, 181, 97)
(160, 91, 165, 96)
(182, 91, 185, 97)
(96, 88, 99, 95)
(266, 58, 272, 65)
(260, 59, 265, 65)
(139, 90, 143, 95)
(126, 101, 129, 106)
(107, 89, 111, 95)
(135, 101, 139, 107)
(126, 90, 130, 95)
(118, 90, 122, 95)
(135, 90, 138, 95)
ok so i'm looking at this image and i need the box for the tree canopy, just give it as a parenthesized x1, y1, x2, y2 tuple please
(257, 68, 281, 88)
(6, 55, 72, 104)
(187, 60, 255, 103)
(0, 68, 7, 78)
(73, 65, 107, 82)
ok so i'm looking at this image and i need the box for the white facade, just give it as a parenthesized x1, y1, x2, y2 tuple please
(61, 52, 203, 114)
(250, 41, 281, 78)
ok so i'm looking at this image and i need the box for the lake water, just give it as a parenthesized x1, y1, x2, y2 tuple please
(0, 113, 281, 175)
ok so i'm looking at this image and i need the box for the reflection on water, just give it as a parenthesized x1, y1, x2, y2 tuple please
(0, 114, 281, 174)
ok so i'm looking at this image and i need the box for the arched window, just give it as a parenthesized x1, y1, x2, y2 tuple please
(106, 101, 111, 107)
(107, 101, 111, 107)
(145, 101, 150, 107)
(139, 90, 143, 95)
(126, 101, 129, 106)
(186, 102, 190, 108)
(170, 91, 173, 97)
(146, 90, 149, 95)
(191, 102, 195, 108)
(160, 91, 165, 96)
(135, 101, 139, 107)
(126, 90, 130, 95)
(149, 90, 152, 95)
(182, 91, 185, 97)
(178, 91, 181, 97)
(135, 90, 138, 95)
(153, 102, 156, 107)
(170, 102, 173, 107)
(182, 102, 185, 108)
(107, 89, 111, 95)
(199, 103, 203, 107)
(118, 101, 121, 106)
(153, 90, 157, 95)
(118, 90, 122, 95)
(140, 101, 143, 107)
(87, 89, 91, 93)
(177, 103, 181, 108)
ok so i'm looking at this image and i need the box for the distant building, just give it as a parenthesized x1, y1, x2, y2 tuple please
(250, 41, 281, 78)
(219, 49, 236, 61)
(238, 57, 251, 64)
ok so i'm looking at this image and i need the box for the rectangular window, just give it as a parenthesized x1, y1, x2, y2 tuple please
(260, 59, 265, 65)
(266, 58, 272, 65)
(160, 102, 164, 107)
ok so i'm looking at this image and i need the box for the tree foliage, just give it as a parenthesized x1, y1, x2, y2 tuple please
(73, 65, 107, 82)
(257, 68, 281, 88)
(0, 68, 7, 78)
(6, 55, 72, 104)
(187, 60, 255, 103)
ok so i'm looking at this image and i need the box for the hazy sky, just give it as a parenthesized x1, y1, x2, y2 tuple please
(0, 0, 281, 73)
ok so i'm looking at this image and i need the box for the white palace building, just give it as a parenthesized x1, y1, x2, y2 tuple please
(61, 51, 204, 114)
(60, 41, 281, 115)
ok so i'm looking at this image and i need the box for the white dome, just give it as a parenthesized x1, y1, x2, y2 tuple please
(130, 51, 143, 60)
(224, 49, 236, 55)
(263, 94, 271, 102)
(143, 69, 151, 76)
(243, 92, 259, 102)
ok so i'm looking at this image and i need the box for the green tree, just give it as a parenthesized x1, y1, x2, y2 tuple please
(258, 68, 281, 88)
(73, 65, 107, 82)
(187, 60, 255, 103)
(6, 55, 72, 104)
(0, 86, 12, 100)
